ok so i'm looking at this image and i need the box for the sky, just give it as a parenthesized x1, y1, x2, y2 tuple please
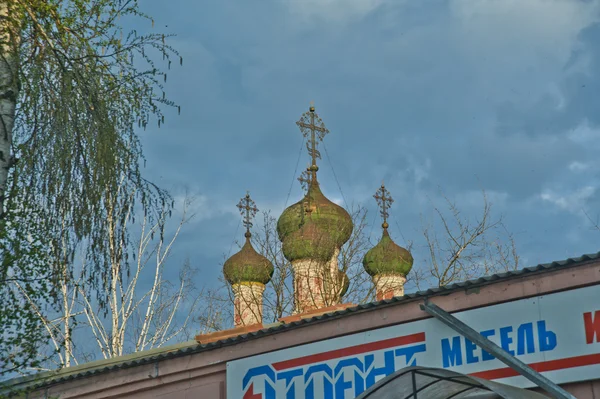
(136, 0, 600, 295)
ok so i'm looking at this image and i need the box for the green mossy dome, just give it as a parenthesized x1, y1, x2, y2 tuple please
(363, 230, 413, 277)
(281, 220, 336, 262)
(223, 238, 274, 285)
(277, 183, 353, 248)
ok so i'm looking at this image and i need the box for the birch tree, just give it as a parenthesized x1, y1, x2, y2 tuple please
(0, 0, 180, 377)
(10, 194, 200, 371)
(0, 0, 18, 213)
(79, 194, 199, 359)
(584, 210, 600, 236)
(415, 191, 520, 289)
(0, 196, 54, 375)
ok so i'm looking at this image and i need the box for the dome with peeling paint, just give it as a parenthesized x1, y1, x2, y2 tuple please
(223, 236, 274, 285)
(281, 219, 337, 262)
(363, 229, 413, 277)
(277, 182, 353, 251)
(337, 270, 350, 297)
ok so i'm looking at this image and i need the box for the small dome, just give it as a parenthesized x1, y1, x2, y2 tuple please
(277, 183, 353, 248)
(223, 238, 274, 285)
(281, 219, 336, 262)
(338, 270, 350, 297)
(324, 269, 350, 298)
(363, 230, 413, 277)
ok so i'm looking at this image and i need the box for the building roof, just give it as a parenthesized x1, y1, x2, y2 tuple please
(3, 251, 599, 393)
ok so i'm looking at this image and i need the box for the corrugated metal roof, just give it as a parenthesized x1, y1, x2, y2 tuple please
(3, 251, 599, 392)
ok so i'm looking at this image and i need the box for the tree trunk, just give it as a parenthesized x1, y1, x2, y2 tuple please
(0, 0, 19, 218)
(61, 264, 72, 367)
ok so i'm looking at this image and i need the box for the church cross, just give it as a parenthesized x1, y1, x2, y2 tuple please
(297, 166, 312, 191)
(296, 101, 329, 181)
(237, 191, 259, 237)
(374, 182, 394, 229)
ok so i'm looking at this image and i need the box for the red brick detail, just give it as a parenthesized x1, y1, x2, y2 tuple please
(195, 322, 264, 344)
(195, 303, 356, 344)
(278, 303, 356, 324)
(234, 296, 242, 326)
(377, 290, 394, 301)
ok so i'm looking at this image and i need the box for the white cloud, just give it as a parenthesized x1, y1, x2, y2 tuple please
(568, 161, 593, 173)
(455, 189, 509, 209)
(568, 120, 600, 146)
(450, 0, 599, 46)
(171, 193, 239, 224)
(448, 0, 600, 105)
(413, 157, 432, 184)
(392, 155, 432, 187)
(283, 0, 388, 23)
(330, 196, 344, 206)
(540, 186, 597, 214)
(547, 82, 567, 111)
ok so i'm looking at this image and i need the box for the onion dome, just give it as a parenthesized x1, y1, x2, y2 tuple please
(223, 192, 274, 285)
(281, 218, 336, 262)
(363, 229, 413, 277)
(223, 235, 274, 284)
(277, 180, 353, 248)
(363, 183, 413, 277)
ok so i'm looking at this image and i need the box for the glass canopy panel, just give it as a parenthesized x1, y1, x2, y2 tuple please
(356, 366, 550, 399)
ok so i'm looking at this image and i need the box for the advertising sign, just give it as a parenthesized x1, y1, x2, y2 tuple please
(226, 284, 600, 398)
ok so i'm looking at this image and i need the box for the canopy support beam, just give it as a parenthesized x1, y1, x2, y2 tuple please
(420, 300, 575, 399)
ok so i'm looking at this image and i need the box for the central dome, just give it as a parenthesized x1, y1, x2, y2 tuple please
(277, 182, 353, 249)
(281, 219, 336, 262)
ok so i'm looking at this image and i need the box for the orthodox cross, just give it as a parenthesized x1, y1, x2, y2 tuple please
(297, 165, 312, 191)
(298, 166, 313, 222)
(374, 182, 394, 230)
(237, 191, 259, 238)
(296, 101, 329, 181)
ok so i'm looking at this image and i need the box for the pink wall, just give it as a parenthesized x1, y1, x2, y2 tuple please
(29, 259, 600, 398)
(533, 380, 600, 398)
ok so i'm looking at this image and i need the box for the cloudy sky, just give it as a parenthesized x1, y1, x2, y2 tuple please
(137, 0, 600, 293)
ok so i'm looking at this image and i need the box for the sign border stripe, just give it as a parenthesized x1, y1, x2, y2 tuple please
(471, 353, 600, 380)
(272, 332, 426, 371)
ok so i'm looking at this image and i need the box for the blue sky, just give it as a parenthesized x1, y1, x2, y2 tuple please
(137, 0, 600, 292)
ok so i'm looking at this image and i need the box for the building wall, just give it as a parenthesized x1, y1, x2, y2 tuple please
(30, 259, 600, 398)
(534, 380, 600, 398)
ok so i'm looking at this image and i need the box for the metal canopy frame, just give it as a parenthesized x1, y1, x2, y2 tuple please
(408, 369, 494, 398)
(356, 366, 550, 399)
(420, 300, 575, 399)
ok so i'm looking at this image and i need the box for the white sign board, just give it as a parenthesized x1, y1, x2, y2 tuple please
(227, 284, 600, 399)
